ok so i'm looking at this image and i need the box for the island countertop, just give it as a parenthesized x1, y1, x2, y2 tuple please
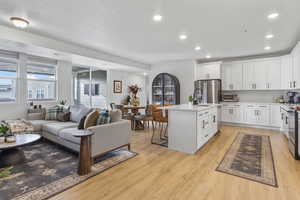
(160, 104, 220, 112)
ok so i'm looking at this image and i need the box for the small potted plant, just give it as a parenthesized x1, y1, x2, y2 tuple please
(0, 124, 9, 143)
(58, 100, 67, 105)
(188, 95, 193, 106)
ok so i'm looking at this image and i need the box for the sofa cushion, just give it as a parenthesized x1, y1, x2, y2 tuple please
(109, 109, 122, 122)
(70, 104, 92, 123)
(58, 128, 83, 144)
(27, 120, 56, 132)
(43, 121, 78, 135)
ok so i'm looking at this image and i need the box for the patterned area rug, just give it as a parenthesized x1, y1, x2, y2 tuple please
(216, 132, 278, 187)
(0, 141, 137, 200)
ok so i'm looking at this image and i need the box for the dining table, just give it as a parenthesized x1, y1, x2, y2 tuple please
(123, 105, 146, 130)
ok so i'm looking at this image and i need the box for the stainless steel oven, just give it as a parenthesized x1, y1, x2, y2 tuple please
(288, 110, 299, 159)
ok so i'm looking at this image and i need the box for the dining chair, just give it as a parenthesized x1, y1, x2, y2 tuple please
(151, 105, 169, 147)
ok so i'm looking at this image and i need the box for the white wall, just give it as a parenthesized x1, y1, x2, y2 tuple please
(150, 60, 196, 104)
(107, 70, 147, 107)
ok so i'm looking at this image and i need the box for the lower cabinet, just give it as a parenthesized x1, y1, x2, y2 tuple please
(197, 107, 218, 149)
(221, 103, 281, 128)
(221, 104, 242, 123)
(244, 104, 269, 125)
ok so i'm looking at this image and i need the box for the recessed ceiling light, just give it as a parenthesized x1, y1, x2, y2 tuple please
(143, 72, 148, 76)
(264, 46, 271, 50)
(153, 14, 162, 22)
(265, 34, 274, 39)
(10, 17, 29, 28)
(195, 46, 201, 51)
(206, 55, 211, 59)
(179, 34, 187, 40)
(268, 12, 279, 19)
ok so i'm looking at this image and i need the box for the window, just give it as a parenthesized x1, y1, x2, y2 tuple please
(27, 63, 56, 101)
(0, 60, 17, 102)
(84, 84, 89, 95)
(28, 89, 33, 99)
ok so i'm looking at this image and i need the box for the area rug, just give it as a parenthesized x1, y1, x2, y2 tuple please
(0, 141, 137, 200)
(216, 132, 278, 187)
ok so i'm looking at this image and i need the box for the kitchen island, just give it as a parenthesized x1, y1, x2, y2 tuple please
(164, 104, 219, 154)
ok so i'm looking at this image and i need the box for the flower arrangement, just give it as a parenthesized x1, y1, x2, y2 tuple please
(128, 85, 141, 106)
(128, 85, 141, 98)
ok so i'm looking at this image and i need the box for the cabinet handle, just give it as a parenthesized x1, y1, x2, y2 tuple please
(205, 134, 209, 138)
(281, 113, 283, 120)
(213, 115, 216, 123)
(202, 120, 205, 128)
(254, 84, 256, 89)
(294, 81, 296, 88)
(266, 83, 268, 89)
(290, 82, 292, 88)
(285, 116, 288, 125)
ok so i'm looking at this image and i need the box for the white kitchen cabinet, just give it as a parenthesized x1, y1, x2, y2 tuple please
(292, 46, 300, 89)
(281, 55, 294, 89)
(264, 59, 281, 89)
(221, 63, 243, 90)
(244, 104, 269, 125)
(221, 104, 242, 123)
(270, 104, 281, 127)
(243, 62, 256, 90)
(195, 62, 221, 80)
(243, 59, 281, 90)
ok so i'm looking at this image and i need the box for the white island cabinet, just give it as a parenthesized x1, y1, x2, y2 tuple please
(165, 104, 218, 154)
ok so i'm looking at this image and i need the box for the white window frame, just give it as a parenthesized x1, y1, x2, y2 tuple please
(0, 58, 18, 103)
(26, 62, 57, 102)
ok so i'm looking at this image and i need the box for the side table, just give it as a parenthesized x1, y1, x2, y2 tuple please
(73, 130, 95, 176)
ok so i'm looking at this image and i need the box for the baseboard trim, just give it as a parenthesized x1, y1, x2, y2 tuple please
(221, 122, 280, 131)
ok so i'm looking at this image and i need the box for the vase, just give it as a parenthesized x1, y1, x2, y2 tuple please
(131, 96, 140, 106)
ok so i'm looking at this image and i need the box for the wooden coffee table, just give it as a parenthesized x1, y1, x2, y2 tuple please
(0, 134, 41, 168)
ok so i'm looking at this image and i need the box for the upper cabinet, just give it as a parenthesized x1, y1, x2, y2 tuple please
(195, 62, 221, 80)
(221, 63, 243, 90)
(292, 44, 300, 89)
(281, 55, 294, 89)
(222, 57, 281, 90)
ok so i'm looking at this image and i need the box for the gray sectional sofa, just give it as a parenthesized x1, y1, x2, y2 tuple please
(27, 105, 132, 160)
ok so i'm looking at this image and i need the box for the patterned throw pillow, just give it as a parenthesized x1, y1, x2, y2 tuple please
(45, 106, 59, 120)
(97, 110, 111, 125)
(84, 110, 99, 129)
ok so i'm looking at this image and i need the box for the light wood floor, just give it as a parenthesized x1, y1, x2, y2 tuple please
(51, 125, 300, 200)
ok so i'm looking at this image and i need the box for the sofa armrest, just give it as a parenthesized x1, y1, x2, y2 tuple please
(87, 120, 132, 157)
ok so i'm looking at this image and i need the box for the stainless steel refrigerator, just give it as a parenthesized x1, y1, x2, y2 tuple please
(194, 79, 221, 104)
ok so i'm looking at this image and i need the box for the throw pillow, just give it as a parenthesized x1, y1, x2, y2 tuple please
(70, 104, 92, 123)
(110, 109, 122, 122)
(57, 112, 71, 122)
(57, 105, 70, 113)
(27, 108, 46, 120)
(97, 110, 111, 125)
(84, 110, 99, 129)
(78, 115, 87, 130)
(45, 106, 59, 120)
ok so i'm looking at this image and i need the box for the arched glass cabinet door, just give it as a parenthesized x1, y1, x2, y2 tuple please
(152, 73, 180, 105)
(163, 74, 176, 105)
(152, 74, 164, 105)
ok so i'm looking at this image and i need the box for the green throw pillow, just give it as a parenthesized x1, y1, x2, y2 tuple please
(45, 106, 59, 120)
(97, 110, 111, 125)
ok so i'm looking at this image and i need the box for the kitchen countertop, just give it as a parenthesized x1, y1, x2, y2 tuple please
(160, 104, 219, 112)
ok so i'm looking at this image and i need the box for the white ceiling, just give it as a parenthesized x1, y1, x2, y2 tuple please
(0, 0, 299, 64)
